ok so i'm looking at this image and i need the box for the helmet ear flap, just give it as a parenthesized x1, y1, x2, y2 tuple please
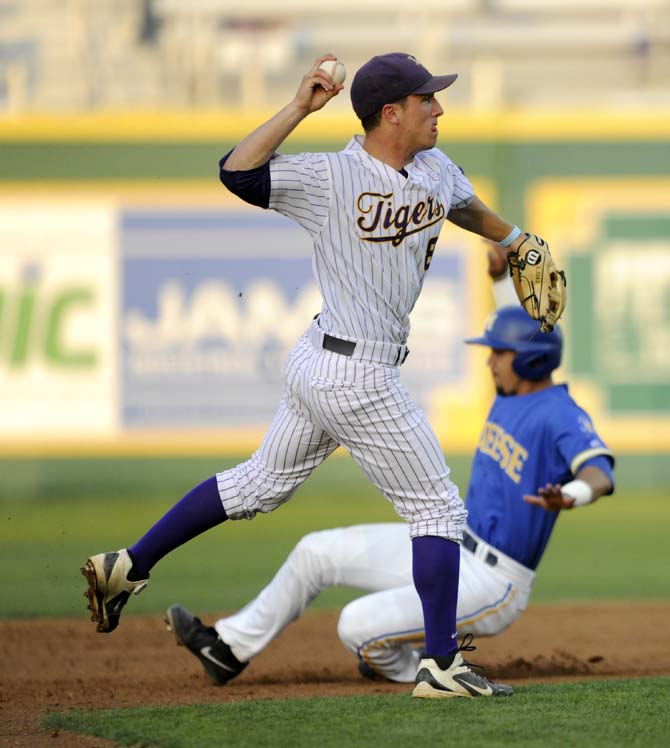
(512, 351, 549, 381)
(512, 353, 547, 381)
(466, 306, 563, 380)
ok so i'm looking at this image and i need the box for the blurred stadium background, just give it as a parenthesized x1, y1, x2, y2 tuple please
(1, 0, 669, 112)
(1, 0, 669, 496)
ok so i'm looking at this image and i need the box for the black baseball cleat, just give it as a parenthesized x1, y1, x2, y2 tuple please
(412, 634, 513, 699)
(358, 658, 381, 681)
(165, 604, 248, 686)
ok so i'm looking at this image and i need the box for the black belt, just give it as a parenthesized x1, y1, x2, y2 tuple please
(322, 332, 409, 365)
(323, 334, 356, 356)
(462, 530, 498, 567)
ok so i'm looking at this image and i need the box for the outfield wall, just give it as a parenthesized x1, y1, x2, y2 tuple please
(1, 112, 668, 458)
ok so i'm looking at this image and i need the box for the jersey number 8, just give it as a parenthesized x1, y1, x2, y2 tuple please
(424, 237, 438, 271)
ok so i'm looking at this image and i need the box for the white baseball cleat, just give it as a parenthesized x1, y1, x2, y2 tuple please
(81, 549, 148, 633)
(413, 635, 513, 699)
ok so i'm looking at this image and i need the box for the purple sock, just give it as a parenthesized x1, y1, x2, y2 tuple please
(412, 535, 460, 659)
(128, 476, 227, 578)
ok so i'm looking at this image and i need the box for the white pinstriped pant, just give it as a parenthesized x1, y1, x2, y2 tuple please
(215, 523, 535, 682)
(216, 321, 467, 540)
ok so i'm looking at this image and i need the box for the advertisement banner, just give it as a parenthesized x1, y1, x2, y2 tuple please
(0, 200, 117, 437)
(120, 208, 472, 431)
(17, 177, 667, 454)
(529, 179, 670, 449)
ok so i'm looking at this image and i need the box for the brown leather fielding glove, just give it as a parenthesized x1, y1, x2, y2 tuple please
(506, 233, 567, 332)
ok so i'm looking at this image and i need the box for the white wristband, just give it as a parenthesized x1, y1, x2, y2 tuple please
(500, 225, 521, 248)
(492, 275, 519, 309)
(561, 479, 594, 507)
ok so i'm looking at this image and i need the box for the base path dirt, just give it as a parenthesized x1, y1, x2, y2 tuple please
(2, 600, 670, 748)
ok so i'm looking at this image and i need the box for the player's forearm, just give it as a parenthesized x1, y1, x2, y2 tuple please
(224, 101, 309, 171)
(447, 197, 515, 243)
(574, 466, 613, 502)
(485, 241, 518, 308)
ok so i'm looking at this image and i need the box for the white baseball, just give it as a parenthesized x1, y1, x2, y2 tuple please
(318, 60, 346, 86)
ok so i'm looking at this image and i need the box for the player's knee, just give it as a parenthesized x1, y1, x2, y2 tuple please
(229, 455, 302, 515)
(287, 531, 332, 584)
(291, 531, 324, 561)
(463, 618, 509, 638)
(337, 600, 365, 655)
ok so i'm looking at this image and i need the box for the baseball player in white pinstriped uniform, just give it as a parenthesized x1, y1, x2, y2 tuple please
(83, 52, 548, 699)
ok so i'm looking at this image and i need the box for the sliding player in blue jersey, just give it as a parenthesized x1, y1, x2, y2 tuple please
(165, 246, 614, 691)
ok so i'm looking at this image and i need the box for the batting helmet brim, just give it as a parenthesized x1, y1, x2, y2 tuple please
(464, 334, 557, 353)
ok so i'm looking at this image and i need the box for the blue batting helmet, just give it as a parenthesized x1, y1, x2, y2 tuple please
(465, 306, 563, 381)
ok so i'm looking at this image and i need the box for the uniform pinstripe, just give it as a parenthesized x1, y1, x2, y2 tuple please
(216, 137, 471, 540)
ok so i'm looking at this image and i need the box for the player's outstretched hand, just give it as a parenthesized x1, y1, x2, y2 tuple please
(486, 241, 508, 280)
(293, 55, 344, 115)
(523, 483, 576, 512)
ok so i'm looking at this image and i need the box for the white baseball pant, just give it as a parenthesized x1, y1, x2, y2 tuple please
(215, 523, 535, 682)
(216, 321, 467, 540)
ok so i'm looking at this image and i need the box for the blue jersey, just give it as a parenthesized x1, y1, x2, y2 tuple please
(466, 384, 614, 570)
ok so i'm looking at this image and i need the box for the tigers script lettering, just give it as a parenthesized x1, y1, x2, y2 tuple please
(356, 192, 446, 247)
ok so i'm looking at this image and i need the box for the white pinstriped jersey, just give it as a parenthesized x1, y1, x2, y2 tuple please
(268, 136, 474, 345)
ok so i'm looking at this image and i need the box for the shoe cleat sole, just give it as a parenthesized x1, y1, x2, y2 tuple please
(165, 607, 187, 647)
(81, 560, 105, 631)
(164, 614, 183, 646)
(412, 681, 463, 699)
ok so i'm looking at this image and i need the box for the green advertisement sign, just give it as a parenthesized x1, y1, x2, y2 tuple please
(569, 214, 670, 414)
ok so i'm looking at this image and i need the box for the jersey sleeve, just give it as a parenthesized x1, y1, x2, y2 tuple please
(577, 454, 615, 493)
(553, 402, 614, 481)
(219, 149, 271, 208)
(449, 161, 475, 209)
(268, 152, 332, 236)
(419, 149, 474, 210)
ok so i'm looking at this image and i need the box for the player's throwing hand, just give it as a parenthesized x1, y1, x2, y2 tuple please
(293, 55, 345, 114)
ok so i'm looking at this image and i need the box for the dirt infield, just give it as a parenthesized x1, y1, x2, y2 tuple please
(2, 600, 670, 748)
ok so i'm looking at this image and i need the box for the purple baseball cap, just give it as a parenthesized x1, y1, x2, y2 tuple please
(350, 52, 458, 120)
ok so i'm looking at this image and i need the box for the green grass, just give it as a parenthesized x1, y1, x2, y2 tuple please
(1, 454, 669, 618)
(6, 456, 670, 747)
(531, 487, 669, 601)
(42, 677, 670, 748)
(1, 455, 401, 617)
